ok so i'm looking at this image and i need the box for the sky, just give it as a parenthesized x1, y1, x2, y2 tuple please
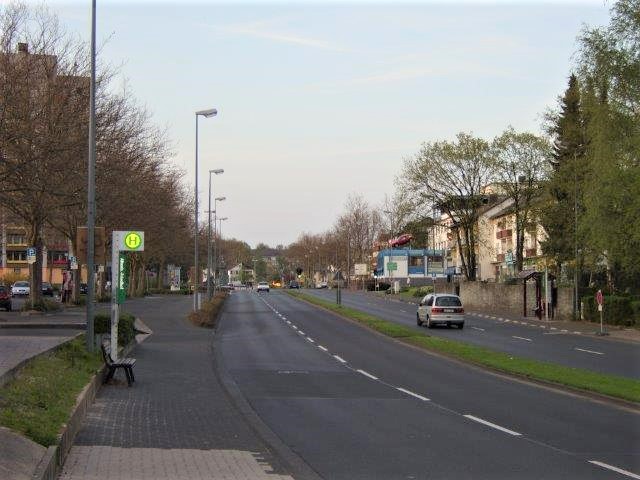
(10, 0, 610, 248)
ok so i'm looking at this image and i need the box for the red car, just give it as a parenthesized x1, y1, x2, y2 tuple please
(388, 233, 413, 247)
(0, 285, 12, 311)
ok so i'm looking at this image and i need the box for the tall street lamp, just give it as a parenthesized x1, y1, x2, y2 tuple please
(194, 108, 217, 311)
(207, 171, 224, 300)
(212, 196, 226, 294)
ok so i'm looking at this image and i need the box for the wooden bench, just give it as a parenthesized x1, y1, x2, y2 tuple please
(100, 340, 136, 386)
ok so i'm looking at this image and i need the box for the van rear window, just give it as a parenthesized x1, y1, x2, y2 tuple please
(435, 296, 462, 307)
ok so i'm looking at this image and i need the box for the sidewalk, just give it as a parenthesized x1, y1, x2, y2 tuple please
(58, 295, 296, 480)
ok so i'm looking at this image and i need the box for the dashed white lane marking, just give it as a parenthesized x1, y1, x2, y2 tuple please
(561, 329, 568, 333)
(575, 347, 604, 355)
(357, 369, 378, 380)
(589, 461, 640, 479)
(298, 331, 305, 335)
(286, 320, 291, 325)
(333, 355, 347, 364)
(306, 337, 315, 343)
(573, 331, 582, 335)
(471, 326, 485, 332)
(550, 327, 557, 330)
(318, 345, 328, 352)
(292, 325, 298, 330)
(498, 317, 504, 321)
(463, 415, 522, 436)
(400, 309, 407, 313)
(397, 387, 430, 402)
(512, 336, 532, 342)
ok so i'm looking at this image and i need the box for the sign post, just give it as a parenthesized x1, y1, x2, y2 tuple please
(110, 231, 144, 360)
(595, 289, 607, 336)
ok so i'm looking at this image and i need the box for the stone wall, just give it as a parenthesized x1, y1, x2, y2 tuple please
(458, 281, 573, 320)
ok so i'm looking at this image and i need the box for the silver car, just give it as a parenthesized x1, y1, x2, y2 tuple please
(417, 293, 465, 329)
(11, 280, 30, 296)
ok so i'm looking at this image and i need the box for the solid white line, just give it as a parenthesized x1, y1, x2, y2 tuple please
(306, 337, 315, 343)
(589, 461, 640, 479)
(397, 387, 430, 401)
(471, 326, 485, 332)
(575, 347, 604, 355)
(464, 415, 521, 436)
(318, 345, 328, 352)
(512, 336, 532, 342)
(357, 369, 378, 380)
(334, 355, 347, 363)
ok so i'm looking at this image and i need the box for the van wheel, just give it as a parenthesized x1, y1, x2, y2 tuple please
(416, 313, 423, 327)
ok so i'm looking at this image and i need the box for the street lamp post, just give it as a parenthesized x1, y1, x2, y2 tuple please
(212, 197, 226, 294)
(194, 108, 217, 311)
(207, 171, 224, 300)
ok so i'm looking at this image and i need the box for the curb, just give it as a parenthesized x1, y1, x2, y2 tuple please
(0, 332, 83, 388)
(0, 322, 86, 329)
(212, 299, 323, 480)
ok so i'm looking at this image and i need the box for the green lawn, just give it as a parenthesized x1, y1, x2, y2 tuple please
(287, 291, 640, 404)
(0, 337, 103, 446)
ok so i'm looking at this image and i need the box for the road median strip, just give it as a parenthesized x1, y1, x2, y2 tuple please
(286, 291, 640, 405)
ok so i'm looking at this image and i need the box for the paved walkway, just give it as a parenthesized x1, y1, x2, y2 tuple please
(58, 295, 294, 480)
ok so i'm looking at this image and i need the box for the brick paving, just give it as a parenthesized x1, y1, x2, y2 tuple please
(58, 295, 294, 480)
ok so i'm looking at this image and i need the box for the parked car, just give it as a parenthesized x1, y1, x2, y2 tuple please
(41, 282, 54, 296)
(256, 281, 270, 293)
(416, 293, 465, 329)
(288, 281, 300, 289)
(0, 286, 12, 311)
(11, 281, 30, 296)
(316, 281, 328, 289)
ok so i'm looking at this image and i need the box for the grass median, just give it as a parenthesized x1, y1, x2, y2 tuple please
(0, 336, 102, 446)
(287, 290, 640, 404)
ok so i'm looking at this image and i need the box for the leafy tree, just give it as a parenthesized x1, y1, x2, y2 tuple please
(492, 127, 552, 272)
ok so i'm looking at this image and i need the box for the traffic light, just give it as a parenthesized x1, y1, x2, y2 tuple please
(296, 267, 303, 275)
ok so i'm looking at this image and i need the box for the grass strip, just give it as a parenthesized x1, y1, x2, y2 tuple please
(287, 291, 640, 404)
(0, 336, 102, 446)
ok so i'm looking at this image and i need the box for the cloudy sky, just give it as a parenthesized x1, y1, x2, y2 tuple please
(14, 0, 609, 247)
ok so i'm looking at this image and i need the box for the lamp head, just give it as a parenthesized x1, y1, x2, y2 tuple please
(196, 108, 218, 118)
(215, 196, 226, 201)
(210, 168, 224, 175)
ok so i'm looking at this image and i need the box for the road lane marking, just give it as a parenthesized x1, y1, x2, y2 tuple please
(334, 355, 347, 363)
(306, 337, 315, 343)
(550, 327, 557, 330)
(318, 345, 328, 352)
(357, 369, 378, 380)
(292, 325, 298, 330)
(573, 331, 582, 335)
(512, 336, 532, 342)
(575, 347, 604, 355)
(286, 320, 291, 325)
(471, 326, 485, 332)
(589, 461, 640, 479)
(561, 329, 568, 333)
(298, 331, 305, 335)
(400, 309, 407, 313)
(397, 387, 430, 401)
(463, 415, 521, 436)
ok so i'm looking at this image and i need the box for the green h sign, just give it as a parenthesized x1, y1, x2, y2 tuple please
(387, 262, 398, 271)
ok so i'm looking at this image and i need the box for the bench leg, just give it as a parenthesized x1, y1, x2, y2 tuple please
(104, 366, 116, 384)
(124, 367, 133, 386)
(128, 367, 135, 383)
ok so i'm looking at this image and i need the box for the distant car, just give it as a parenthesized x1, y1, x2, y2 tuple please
(288, 281, 300, 289)
(0, 286, 12, 311)
(416, 293, 465, 329)
(79, 283, 88, 294)
(316, 281, 328, 289)
(11, 281, 30, 296)
(256, 281, 269, 293)
(41, 282, 54, 296)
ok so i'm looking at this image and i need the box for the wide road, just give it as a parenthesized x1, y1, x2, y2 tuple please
(304, 288, 640, 380)
(216, 290, 640, 480)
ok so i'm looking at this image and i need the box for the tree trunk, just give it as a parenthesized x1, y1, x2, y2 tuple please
(28, 220, 43, 308)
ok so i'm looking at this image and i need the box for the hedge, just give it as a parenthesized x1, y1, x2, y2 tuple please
(582, 295, 635, 326)
(94, 311, 136, 345)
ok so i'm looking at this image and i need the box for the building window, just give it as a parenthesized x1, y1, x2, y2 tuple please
(7, 250, 26, 261)
(409, 256, 424, 267)
(7, 234, 26, 245)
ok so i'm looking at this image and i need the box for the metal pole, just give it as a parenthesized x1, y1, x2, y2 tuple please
(85, 0, 97, 352)
(194, 114, 199, 311)
(574, 152, 578, 320)
(207, 173, 212, 300)
(213, 200, 218, 293)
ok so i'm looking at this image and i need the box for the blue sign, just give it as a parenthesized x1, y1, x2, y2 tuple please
(27, 247, 36, 256)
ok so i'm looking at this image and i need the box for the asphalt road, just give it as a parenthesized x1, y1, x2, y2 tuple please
(303, 288, 640, 380)
(216, 290, 640, 480)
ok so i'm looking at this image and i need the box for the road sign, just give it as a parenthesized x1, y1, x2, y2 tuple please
(354, 263, 368, 275)
(113, 231, 145, 252)
(26, 247, 36, 264)
(596, 289, 603, 312)
(77, 227, 106, 264)
(117, 253, 129, 304)
(387, 262, 397, 271)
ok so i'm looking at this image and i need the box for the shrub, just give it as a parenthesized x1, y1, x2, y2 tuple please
(631, 301, 640, 325)
(582, 295, 634, 326)
(188, 291, 228, 328)
(412, 286, 434, 297)
(94, 311, 136, 346)
(21, 298, 61, 312)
